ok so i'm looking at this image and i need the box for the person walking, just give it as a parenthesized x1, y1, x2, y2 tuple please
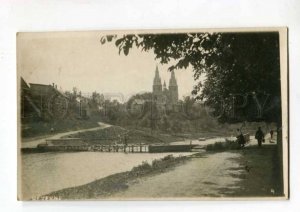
(255, 127, 264, 147)
(236, 128, 245, 148)
(270, 130, 274, 139)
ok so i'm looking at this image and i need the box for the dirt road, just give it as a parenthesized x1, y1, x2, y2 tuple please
(21, 122, 111, 148)
(108, 134, 279, 199)
(110, 151, 244, 198)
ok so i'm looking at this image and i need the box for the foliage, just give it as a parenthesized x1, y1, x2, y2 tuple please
(102, 32, 281, 124)
(161, 115, 171, 131)
(91, 91, 105, 105)
(205, 139, 240, 151)
(131, 154, 185, 174)
(131, 161, 152, 173)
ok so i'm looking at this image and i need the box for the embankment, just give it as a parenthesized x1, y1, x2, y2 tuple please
(39, 154, 190, 200)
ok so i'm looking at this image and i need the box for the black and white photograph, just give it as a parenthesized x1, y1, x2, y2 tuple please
(17, 28, 288, 200)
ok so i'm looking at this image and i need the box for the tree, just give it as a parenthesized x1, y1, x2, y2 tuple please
(102, 32, 284, 194)
(126, 92, 152, 112)
(91, 91, 105, 105)
(161, 115, 170, 131)
(102, 32, 281, 125)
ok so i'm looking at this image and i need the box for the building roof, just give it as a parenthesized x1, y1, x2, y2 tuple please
(29, 83, 67, 99)
(21, 77, 30, 90)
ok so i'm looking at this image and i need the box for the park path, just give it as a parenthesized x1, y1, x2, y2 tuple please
(247, 133, 276, 146)
(109, 133, 277, 199)
(110, 151, 244, 198)
(21, 122, 111, 148)
(170, 132, 276, 147)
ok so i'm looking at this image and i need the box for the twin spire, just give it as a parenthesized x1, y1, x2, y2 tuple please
(153, 65, 177, 87)
(152, 65, 179, 104)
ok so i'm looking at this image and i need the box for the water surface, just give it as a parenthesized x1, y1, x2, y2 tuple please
(20, 152, 192, 200)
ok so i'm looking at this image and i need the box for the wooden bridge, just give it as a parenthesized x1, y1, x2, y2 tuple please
(91, 144, 149, 153)
(19, 137, 205, 153)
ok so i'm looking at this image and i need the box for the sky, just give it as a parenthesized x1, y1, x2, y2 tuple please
(18, 31, 201, 101)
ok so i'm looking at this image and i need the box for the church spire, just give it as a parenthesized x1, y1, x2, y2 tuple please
(168, 70, 178, 103)
(153, 65, 162, 86)
(153, 65, 162, 94)
(169, 70, 177, 86)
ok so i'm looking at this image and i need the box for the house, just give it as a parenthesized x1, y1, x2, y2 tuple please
(21, 77, 69, 121)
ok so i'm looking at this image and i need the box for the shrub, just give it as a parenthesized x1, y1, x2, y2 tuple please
(206, 139, 240, 151)
(162, 154, 174, 161)
(131, 161, 152, 172)
(131, 154, 186, 174)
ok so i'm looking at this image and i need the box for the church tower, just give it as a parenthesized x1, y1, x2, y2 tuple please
(168, 70, 178, 104)
(153, 65, 162, 95)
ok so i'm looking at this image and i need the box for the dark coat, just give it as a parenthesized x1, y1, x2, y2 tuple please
(255, 129, 264, 140)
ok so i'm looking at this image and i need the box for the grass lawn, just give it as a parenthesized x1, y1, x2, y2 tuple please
(230, 145, 284, 197)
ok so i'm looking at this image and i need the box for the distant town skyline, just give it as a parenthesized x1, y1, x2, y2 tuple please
(18, 32, 203, 101)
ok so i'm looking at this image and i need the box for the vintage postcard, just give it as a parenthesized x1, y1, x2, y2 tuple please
(17, 28, 288, 200)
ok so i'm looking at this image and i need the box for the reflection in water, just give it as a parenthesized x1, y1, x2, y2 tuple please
(21, 152, 192, 200)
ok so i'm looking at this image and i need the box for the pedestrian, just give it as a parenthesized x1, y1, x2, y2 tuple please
(270, 130, 274, 140)
(236, 128, 245, 148)
(255, 127, 264, 147)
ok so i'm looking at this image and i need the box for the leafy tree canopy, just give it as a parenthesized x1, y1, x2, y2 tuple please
(102, 32, 281, 123)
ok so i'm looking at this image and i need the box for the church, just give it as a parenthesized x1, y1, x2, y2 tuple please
(152, 66, 179, 111)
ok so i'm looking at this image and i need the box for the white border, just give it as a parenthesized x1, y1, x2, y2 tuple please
(1, 0, 299, 211)
(16, 27, 289, 201)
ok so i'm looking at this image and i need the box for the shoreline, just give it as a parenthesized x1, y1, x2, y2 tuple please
(38, 154, 191, 200)
(37, 144, 284, 200)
